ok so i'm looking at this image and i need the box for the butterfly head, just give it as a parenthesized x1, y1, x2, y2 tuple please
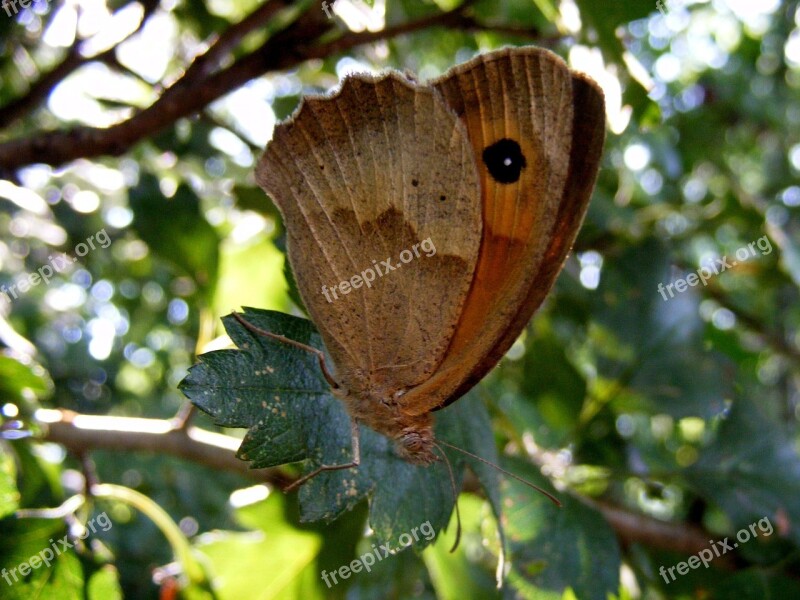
(396, 424, 438, 465)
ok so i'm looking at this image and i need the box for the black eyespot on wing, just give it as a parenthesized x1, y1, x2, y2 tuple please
(482, 138, 526, 184)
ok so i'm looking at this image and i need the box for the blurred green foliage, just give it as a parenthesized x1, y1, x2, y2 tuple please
(1, 0, 800, 598)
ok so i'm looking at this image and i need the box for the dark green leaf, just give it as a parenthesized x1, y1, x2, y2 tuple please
(422, 495, 501, 599)
(129, 174, 220, 300)
(195, 493, 325, 600)
(503, 459, 621, 600)
(593, 239, 730, 419)
(687, 399, 800, 547)
(271, 95, 302, 121)
(181, 308, 503, 549)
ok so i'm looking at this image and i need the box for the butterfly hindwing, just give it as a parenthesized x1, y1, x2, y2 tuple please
(400, 47, 605, 415)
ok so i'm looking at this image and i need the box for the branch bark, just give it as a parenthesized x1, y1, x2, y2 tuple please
(0, 0, 161, 129)
(37, 408, 290, 487)
(0, 0, 512, 173)
(35, 407, 737, 561)
(588, 500, 737, 569)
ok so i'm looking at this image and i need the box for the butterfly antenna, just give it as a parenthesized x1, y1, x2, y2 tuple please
(431, 441, 462, 552)
(436, 440, 562, 507)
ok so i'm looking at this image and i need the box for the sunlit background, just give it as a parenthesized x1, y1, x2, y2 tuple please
(2, 0, 800, 598)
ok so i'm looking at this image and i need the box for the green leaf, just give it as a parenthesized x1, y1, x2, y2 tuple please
(499, 329, 587, 448)
(243, 193, 307, 314)
(0, 451, 19, 519)
(180, 308, 504, 550)
(86, 566, 123, 600)
(232, 185, 282, 220)
(220, 188, 291, 316)
(8, 440, 63, 508)
(693, 569, 800, 599)
(593, 239, 729, 419)
(646, 549, 800, 600)
(282, 256, 308, 315)
(472, 0, 553, 30)
(0, 518, 83, 599)
(345, 544, 433, 598)
(503, 458, 621, 600)
(152, 119, 217, 156)
(129, 174, 220, 300)
(686, 399, 800, 547)
(623, 77, 662, 129)
(172, 1, 231, 40)
(0, 356, 51, 404)
(271, 95, 301, 121)
(422, 494, 501, 599)
(214, 235, 288, 319)
(195, 493, 324, 600)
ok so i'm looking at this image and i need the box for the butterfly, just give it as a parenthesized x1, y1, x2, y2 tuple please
(250, 46, 605, 488)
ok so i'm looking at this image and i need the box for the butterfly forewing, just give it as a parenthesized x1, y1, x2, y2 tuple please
(257, 73, 482, 406)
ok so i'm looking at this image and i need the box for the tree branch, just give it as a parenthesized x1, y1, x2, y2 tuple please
(34, 407, 748, 562)
(36, 408, 290, 487)
(588, 500, 737, 569)
(156, 0, 294, 101)
(0, 0, 161, 130)
(0, 0, 508, 173)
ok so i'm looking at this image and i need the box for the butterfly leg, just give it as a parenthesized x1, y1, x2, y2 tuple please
(284, 418, 361, 492)
(231, 311, 340, 390)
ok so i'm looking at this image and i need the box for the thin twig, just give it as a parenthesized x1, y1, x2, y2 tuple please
(170, 402, 197, 432)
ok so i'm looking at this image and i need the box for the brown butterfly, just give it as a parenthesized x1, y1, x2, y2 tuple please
(249, 46, 605, 488)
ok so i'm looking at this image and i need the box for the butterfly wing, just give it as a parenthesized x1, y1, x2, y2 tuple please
(401, 47, 606, 415)
(443, 65, 607, 404)
(257, 73, 482, 403)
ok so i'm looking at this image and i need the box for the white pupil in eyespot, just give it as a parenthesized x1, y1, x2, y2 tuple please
(504, 157, 512, 166)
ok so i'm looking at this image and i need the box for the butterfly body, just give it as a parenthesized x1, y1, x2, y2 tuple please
(257, 47, 605, 467)
(335, 382, 438, 463)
